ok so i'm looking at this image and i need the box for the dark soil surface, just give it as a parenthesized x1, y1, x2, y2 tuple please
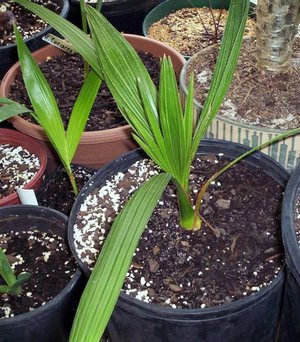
(0, 0, 61, 46)
(74, 153, 284, 309)
(0, 228, 76, 318)
(9, 51, 161, 131)
(185, 37, 300, 130)
(37, 165, 96, 215)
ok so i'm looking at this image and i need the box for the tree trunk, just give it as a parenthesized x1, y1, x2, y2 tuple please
(256, 0, 300, 72)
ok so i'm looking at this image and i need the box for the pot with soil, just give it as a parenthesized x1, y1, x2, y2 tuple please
(280, 162, 300, 340)
(69, 140, 287, 341)
(0, 0, 69, 80)
(68, 0, 163, 34)
(180, 1, 300, 172)
(0, 128, 47, 207)
(0, 34, 186, 171)
(143, 0, 256, 59)
(0, 205, 85, 342)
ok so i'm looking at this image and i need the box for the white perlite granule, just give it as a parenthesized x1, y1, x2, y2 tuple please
(0, 144, 40, 198)
(73, 159, 160, 267)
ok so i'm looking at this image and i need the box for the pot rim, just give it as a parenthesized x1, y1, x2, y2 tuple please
(282, 162, 300, 283)
(0, 128, 47, 206)
(0, 205, 82, 325)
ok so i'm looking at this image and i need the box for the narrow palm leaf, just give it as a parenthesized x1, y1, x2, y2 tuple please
(14, 0, 103, 78)
(192, 0, 250, 156)
(86, 6, 157, 134)
(0, 98, 31, 121)
(66, 70, 101, 161)
(14, 25, 68, 164)
(70, 173, 171, 342)
(159, 57, 186, 184)
(182, 74, 195, 185)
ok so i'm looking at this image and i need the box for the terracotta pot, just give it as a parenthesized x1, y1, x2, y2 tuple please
(0, 128, 47, 206)
(0, 35, 186, 170)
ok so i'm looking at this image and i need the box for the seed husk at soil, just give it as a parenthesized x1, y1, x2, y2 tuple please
(9, 51, 161, 131)
(73, 154, 284, 309)
(0, 228, 76, 318)
(185, 37, 300, 130)
(0, 0, 61, 47)
(147, 7, 256, 57)
(0, 143, 40, 198)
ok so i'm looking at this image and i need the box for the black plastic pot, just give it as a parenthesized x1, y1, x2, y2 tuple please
(0, 0, 69, 80)
(68, 0, 164, 34)
(281, 163, 300, 341)
(0, 205, 85, 342)
(69, 139, 288, 342)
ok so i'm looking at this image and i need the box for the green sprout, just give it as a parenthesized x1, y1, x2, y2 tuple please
(0, 248, 30, 296)
(0, 24, 102, 195)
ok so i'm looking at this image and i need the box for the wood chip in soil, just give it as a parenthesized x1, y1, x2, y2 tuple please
(147, 7, 256, 56)
(73, 154, 284, 309)
(185, 37, 300, 130)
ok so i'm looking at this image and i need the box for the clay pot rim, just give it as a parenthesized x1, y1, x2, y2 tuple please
(0, 129, 47, 206)
(1, 34, 185, 142)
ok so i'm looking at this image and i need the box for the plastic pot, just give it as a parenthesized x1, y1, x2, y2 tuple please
(0, 205, 85, 342)
(68, 0, 164, 34)
(0, 128, 47, 207)
(281, 163, 300, 340)
(68, 139, 288, 342)
(0, 0, 69, 80)
(0, 36, 185, 170)
(179, 39, 300, 173)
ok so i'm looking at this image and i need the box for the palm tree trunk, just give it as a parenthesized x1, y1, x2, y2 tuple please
(256, 0, 300, 72)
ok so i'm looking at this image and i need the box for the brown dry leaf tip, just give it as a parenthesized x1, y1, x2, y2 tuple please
(0, 10, 15, 32)
(200, 214, 221, 238)
(229, 233, 241, 261)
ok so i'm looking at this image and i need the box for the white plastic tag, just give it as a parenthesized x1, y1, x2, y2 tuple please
(17, 189, 38, 205)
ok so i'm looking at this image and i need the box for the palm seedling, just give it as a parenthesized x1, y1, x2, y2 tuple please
(0, 25, 101, 195)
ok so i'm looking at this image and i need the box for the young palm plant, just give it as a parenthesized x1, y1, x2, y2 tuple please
(0, 248, 30, 296)
(8, 0, 300, 341)
(0, 25, 102, 195)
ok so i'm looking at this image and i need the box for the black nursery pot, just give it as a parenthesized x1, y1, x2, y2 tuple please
(0, 0, 69, 80)
(68, 0, 164, 34)
(69, 139, 289, 342)
(0, 205, 85, 342)
(281, 163, 300, 341)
